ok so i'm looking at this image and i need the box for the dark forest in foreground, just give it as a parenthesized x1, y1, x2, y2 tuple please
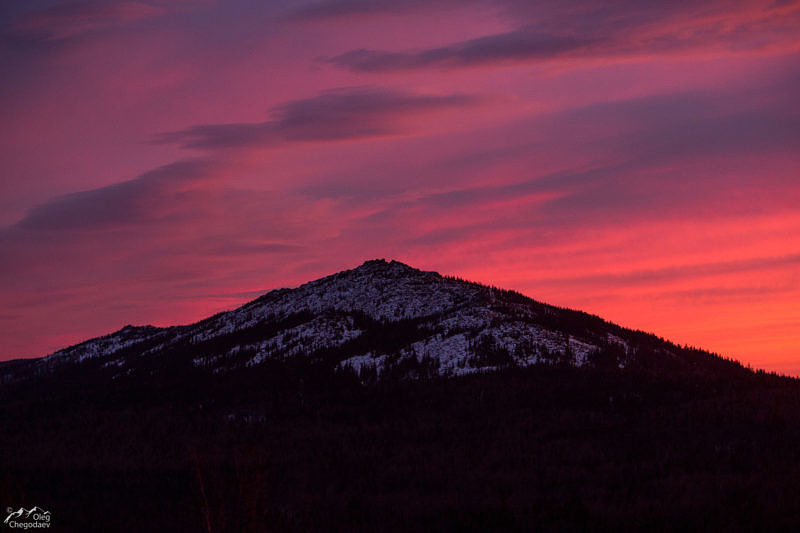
(2, 362, 800, 532)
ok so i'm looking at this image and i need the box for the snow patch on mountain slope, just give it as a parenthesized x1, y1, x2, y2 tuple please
(338, 352, 391, 377)
(192, 260, 480, 340)
(253, 315, 361, 365)
(337, 317, 599, 379)
(190, 314, 364, 369)
(41, 326, 162, 365)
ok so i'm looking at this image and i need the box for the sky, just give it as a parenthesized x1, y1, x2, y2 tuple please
(1, 0, 799, 373)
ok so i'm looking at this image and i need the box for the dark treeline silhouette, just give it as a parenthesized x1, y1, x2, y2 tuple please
(2, 357, 800, 531)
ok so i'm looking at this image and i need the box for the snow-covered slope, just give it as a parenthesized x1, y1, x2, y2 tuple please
(7, 259, 731, 383)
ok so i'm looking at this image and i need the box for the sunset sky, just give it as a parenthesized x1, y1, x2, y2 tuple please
(1, 0, 798, 373)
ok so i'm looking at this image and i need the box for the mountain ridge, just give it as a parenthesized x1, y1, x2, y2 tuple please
(2, 259, 749, 384)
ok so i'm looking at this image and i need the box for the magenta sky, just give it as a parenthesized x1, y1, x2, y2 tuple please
(1, 0, 799, 373)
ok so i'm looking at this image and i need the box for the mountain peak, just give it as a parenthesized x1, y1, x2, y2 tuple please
(357, 258, 392, 268)
(350, 258, 428, 276)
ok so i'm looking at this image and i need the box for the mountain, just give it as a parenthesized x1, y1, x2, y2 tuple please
(3, 508, 24, 524)
(3, 259, 799, 532)
(2, 259, 745, 384)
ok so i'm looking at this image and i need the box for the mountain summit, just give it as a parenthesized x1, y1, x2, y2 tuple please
(4, 259, 743, 383)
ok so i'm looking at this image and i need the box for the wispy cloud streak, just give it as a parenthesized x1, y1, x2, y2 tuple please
(323, 1, 800, 71)
(158, 87, 481, 149)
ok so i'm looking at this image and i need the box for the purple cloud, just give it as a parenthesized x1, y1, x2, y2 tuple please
(16, 159, 216, 230)
(325, 30, 600, 72)
(158, 87, 481, 149)
(2, 1, 164, 51)
(289, 0, 467, 20)
(322, 2, 800, 72)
